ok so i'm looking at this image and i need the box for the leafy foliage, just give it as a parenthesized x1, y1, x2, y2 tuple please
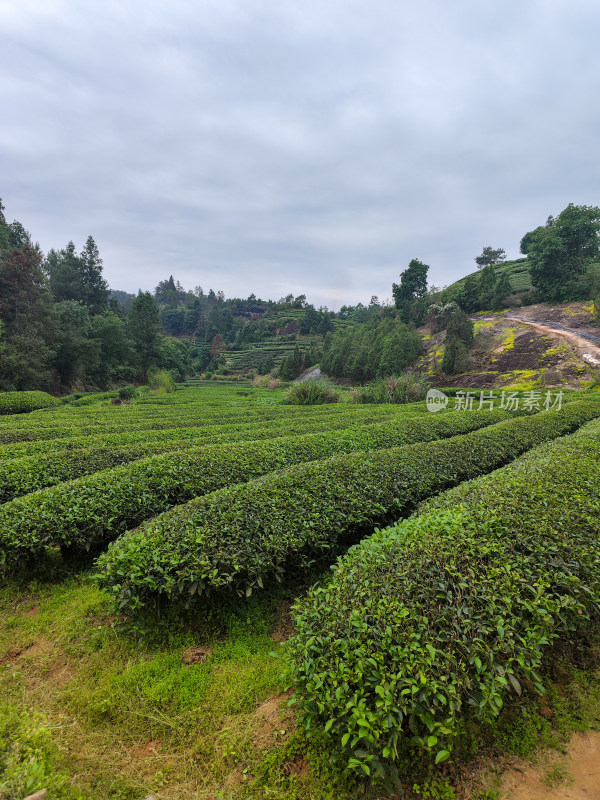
(0, 407, 514, 566)
(0, 391, 60, 415)
(94, 401, 600, 612)
(321, 317, 422, 382)
(287, 416, 600, 783)
(393, 259, 430, 325)
(475, 246, 506, 269)
(522, 203, 600, 302)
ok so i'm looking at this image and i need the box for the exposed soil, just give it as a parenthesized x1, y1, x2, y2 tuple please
(271, 602, 295, 643)
(505, 315, 600, 363)
(181, 645, 213, 664)
(500, 730, 600, 799)
(251, 690, 295, 750)
(421, 302, 600, 388)
(492, 333, 553, 373)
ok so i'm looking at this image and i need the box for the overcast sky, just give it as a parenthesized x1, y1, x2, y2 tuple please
(1, 0, 599, 309)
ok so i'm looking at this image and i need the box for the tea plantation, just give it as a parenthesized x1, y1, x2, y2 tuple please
(1, 383, 600, 800)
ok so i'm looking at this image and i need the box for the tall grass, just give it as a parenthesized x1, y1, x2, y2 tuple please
(351, 374, 430, 404)
(282, 379, 340, 405)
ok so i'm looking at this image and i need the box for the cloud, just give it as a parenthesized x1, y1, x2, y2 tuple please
(1, 0, 600, 308)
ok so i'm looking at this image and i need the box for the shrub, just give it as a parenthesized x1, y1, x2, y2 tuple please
(148, 370, 175, 393)
(95, 400, 600, 613)
(352, 375, 430, 405)
(0, 409, 511, 566)
(267, 378, 281, 389)
(118, 385, 136, 401)
(283, 379, 340, 405)
(286, 417, 600, 782)
(0, 391, 60, 415)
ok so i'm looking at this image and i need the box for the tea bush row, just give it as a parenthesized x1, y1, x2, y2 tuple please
(0, 406, 426, 461)
(0, 410, 447, 500)
(0, 391, 61, 415)
(0, 409, 509, 566)
(285, 416, 600, 783)
(0, 399, 417, 444)
(96, 400, 600, 612)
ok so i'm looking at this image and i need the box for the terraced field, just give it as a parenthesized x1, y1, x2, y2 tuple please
(2, 384, 600, 800)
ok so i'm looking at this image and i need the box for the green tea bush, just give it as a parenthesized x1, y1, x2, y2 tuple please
(96, 400, 600, 612)
(286, 418, 600, 783)
(283, 379, 340, 405)
(0, 440, 201, 503)
(118, 385, 137, 401)
(0, 403, 418, 459)
(0, 391, 60, 415)
(351, 374, 430, 405)
(0, 409, 509, 565)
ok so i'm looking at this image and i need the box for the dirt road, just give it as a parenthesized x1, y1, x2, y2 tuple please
(504, 314, 600, 367)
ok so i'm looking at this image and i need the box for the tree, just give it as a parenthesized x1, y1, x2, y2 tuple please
(0, 245, 55, 389)
(158, 337, 192, 381)
(210, 333, 226, 359)
(457, 274, 480, 313)
(392, 259, 429, 325)
(155, 275, 179, 308)
(46, 237, 108, 314)
(377, 330, 422, 377)
(51, 300, 98, 386)
(127, 291, 161, 379)
(523, 204, 600, 302)
(475, 246, 506, 269)
(493, 272, 513, 310)
(442, 337, 468, 375)
(440, 307, 474, 375)
(478, 264, 497, 310)
(88, 311, 134, 387)
(80, 236, 109, 314)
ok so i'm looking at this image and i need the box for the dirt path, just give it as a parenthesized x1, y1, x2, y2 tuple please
(504, 315, 600, 366)
(500, 730, 600, 799)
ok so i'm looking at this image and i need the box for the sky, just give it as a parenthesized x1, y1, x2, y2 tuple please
(1, 0, 600, 310)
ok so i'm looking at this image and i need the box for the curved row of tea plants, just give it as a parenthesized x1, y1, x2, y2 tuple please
(0, 391, 61, 415)
(96, 399, 600, 612)
(0, 409, 455, 501)
(0, 405, 424, 461)
(285, 416, 600, 783)
(0, 399, 420, 444)
(0, 409, 509, 565)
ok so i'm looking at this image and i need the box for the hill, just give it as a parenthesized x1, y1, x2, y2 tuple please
(417, 301, 600, 389)
(444, 257, 533, 299)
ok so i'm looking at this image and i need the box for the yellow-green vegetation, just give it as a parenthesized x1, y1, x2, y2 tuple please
(501, 326, 516, 350)
(543, 343, 569, 360)
(473, 321, 493, 333)
(2, 385, 600, 799)
(428, 344, 444, 375)
(499, 369, 540, 389)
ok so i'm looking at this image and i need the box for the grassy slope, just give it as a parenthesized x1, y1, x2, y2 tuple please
(445, 257, 533, 296)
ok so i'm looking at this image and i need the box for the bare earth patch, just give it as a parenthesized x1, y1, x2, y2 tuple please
(252, 690, 295, 750)
(500, 730, 600, 799)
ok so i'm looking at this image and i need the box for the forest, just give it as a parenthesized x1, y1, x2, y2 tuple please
(1, 198, 600, 392)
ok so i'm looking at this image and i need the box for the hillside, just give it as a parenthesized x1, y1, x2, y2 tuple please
(417, 301, 600, 389)
(445, 257, 533, 298)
